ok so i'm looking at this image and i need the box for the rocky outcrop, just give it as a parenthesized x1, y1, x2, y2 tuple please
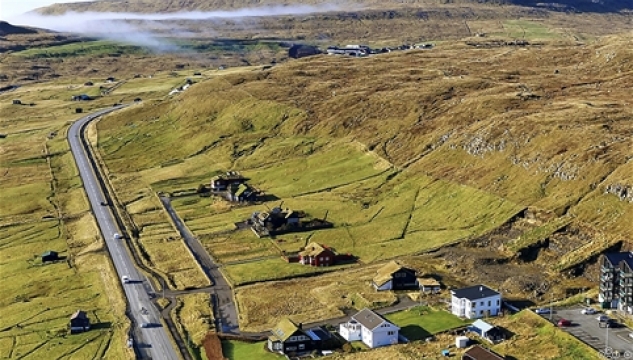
(605, 183, 633, 202)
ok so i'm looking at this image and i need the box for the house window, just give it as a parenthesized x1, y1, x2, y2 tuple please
(488, 301, 491, 306)
(388, 331, 395, 335)
(298, 344, 305, 350)
(480, 301, 484, 306)
(496, 299, 500, 305)
(472, 302, 476, 308)
(480, 310, 484, 315)
(319, 257, 323, 261)
(325, 256, 329, 261)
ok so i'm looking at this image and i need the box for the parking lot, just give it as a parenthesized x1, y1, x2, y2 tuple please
(538, 305, 633, 356)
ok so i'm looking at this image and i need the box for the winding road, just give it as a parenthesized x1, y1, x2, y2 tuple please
(68, 106, 179, 360)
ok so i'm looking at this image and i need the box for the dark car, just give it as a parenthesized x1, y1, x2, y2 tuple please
(558, 319, 572, 327)
(100, 201, 109, 206)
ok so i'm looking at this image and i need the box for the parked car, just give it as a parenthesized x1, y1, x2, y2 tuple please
(581, 308, 597, 315)
(597, 315, 610, 322)
(558, 319, 572, 327)
(535, 308, 551, 314)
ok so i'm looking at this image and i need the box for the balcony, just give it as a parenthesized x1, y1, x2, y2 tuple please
(600, 283, 613, 290)
(620, 271, 633, 278)
(602, 266, 615, 273)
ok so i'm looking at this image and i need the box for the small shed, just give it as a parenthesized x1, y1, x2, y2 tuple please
(41, 251, 59, 262)
(69, 310, 91, 333)
(84, 81, 93, 86)
(75, 108, 83, 113)
(12, 99, 21, 105)
(467, 320, 504, 343)
(456, 335, 470, 348)
(418, 277, 441, 294)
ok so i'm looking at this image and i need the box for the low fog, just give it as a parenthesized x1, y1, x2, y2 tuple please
(8, 4, 342, 52)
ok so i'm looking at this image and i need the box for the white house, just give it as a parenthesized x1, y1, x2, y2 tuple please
(451, 285, 501, 319)
(339, 308, 399, 348)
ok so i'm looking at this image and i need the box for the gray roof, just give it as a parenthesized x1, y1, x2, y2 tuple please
(350, 308, 397, 331)
(604, 252, 633, 270)
(452, 285, 499, 301)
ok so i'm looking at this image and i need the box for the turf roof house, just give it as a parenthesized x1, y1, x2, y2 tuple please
(451, 285, 501, 319)
(372, 261, 419, 291)
(339, 308, 400, 348)
(267, 318, 319, 355)
(299, 242, 336, 266)
(210, 171, 247, 191)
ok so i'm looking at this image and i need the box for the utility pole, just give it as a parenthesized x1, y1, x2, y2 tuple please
(605, 320, 609, 354)
(550, 291, 553, 322)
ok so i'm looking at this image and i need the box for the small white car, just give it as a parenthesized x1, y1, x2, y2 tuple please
(113, 233, 121, 240)
(127, 338, 134, 348)
(581, 308, 597, 315)
(535, 308, 551, 315)
(122, 275, 130, 284)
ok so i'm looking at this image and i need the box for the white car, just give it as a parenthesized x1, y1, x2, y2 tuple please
(113, 233, 121, 240)
(535, 308, 551, 315)
(122, 275, 130, 284)
(581, 308, 597, 315)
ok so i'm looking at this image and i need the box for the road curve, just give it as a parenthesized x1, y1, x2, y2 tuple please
(68, 106, 179, 360)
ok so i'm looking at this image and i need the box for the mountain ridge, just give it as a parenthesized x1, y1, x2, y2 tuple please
(36, 0, 633, 15)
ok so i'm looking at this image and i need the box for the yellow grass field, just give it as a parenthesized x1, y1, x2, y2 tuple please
(235, 264, 396, 332)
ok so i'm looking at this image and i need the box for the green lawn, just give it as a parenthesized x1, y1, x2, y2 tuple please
(221, 340, 281, 360)
(13, 40, 148, 59)
(385, 306, 472, 341)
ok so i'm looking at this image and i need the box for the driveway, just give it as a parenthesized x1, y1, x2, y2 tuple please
(539, 305, 633, 356)
(159, 195, 239, 334)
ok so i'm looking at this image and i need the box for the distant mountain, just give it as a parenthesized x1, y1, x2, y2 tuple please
(36, 0, 632, 15)
(0, 21, 38, 36)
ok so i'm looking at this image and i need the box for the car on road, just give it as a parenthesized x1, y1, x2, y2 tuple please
(113, 233, 121, 240)
(141, 322, 150, 328)
(557, 319, 572, 327)
(535, 308, 551, 314)
(127, 338, 133, 348)
(122, 275, 130, 284)
(100, 201, 109, 206)
(597, 315, 610, 322)
(581, 308, 597, 315)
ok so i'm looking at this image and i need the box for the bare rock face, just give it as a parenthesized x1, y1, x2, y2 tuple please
(605, 183, 633, 202)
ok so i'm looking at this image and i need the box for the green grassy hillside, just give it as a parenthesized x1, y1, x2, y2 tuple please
(95, 34, 633, 276)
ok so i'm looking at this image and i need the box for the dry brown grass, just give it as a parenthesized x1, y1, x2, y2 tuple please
(234, 264, 396, 332)
(176, 294, 215, 346)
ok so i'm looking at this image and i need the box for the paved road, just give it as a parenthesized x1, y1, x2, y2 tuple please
(68, 106, 179, 360)
(540, 306, 633, 356)
(159, 196, 239, 334)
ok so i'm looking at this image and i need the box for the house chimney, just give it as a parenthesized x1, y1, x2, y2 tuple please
(298, 322, 303, 329)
